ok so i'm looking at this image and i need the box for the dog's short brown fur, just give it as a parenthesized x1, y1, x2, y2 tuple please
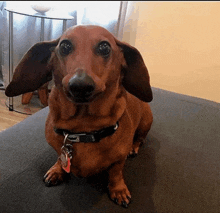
(5, 25, 153, 207)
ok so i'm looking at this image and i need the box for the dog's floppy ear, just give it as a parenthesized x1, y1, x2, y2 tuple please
(116, 39, 153, 102)
(5, 38, 60, 97)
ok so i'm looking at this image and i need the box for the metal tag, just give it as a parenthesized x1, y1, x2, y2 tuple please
(60, 148, 72, 173)
(60, 134, 72, 173)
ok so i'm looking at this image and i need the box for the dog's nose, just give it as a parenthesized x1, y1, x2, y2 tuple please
(68, 71, 95, 100)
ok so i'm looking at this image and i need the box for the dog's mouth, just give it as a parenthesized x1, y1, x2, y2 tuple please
(64, 88, 101, 104)
(70, 94, 94, 103)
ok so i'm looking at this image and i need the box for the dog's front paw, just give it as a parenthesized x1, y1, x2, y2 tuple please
(43, 160, 68, 187)
(108, 181, 131, 208)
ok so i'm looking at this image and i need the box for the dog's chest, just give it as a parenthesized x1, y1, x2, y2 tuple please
(69, 141, 119, 177)
(46, 108, 134, 177)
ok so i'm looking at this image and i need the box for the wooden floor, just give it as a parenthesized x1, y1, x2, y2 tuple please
(0, 90, 29, 132)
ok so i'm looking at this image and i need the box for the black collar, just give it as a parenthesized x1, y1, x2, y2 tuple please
(54, 122, 119, 143)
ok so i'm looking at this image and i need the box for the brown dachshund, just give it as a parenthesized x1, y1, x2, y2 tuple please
(5, 25, 153, 208)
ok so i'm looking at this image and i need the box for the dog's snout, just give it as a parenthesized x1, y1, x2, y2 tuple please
(68, 71, 96, 102)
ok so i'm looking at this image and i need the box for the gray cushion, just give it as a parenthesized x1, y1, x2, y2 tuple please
(0, 87, 219, 213)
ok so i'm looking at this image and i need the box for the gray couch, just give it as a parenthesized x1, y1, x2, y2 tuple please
(0, 87, 219, 213)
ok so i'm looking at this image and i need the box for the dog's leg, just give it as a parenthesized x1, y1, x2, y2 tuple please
(129, 135, 146, 158)
(129, 125, 149, 157)
(108, 160, 131, 208)
(129, 104, 153, 157)
(43, 158, 68, 187)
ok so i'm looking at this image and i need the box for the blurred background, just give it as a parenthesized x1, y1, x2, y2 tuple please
(0, 1, 219, 104)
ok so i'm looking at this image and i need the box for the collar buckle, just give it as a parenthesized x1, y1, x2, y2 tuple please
(67, 134, 81, 142)
(65, 133, 96, 143)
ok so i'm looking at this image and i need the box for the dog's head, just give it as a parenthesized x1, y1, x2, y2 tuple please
(5, 25, 152, 103)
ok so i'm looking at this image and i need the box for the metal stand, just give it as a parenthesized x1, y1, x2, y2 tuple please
(8, 11, 13, 111)
(5, 7, 74, 112)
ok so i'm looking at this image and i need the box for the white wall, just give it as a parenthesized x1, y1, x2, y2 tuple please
(122, 2, 220, 103)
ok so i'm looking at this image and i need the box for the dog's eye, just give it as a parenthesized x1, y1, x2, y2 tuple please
(59, 40, 73, 56)
(97, 41, 111, 57)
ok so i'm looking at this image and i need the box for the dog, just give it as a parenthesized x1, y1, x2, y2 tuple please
(5, 25, 153, 208)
